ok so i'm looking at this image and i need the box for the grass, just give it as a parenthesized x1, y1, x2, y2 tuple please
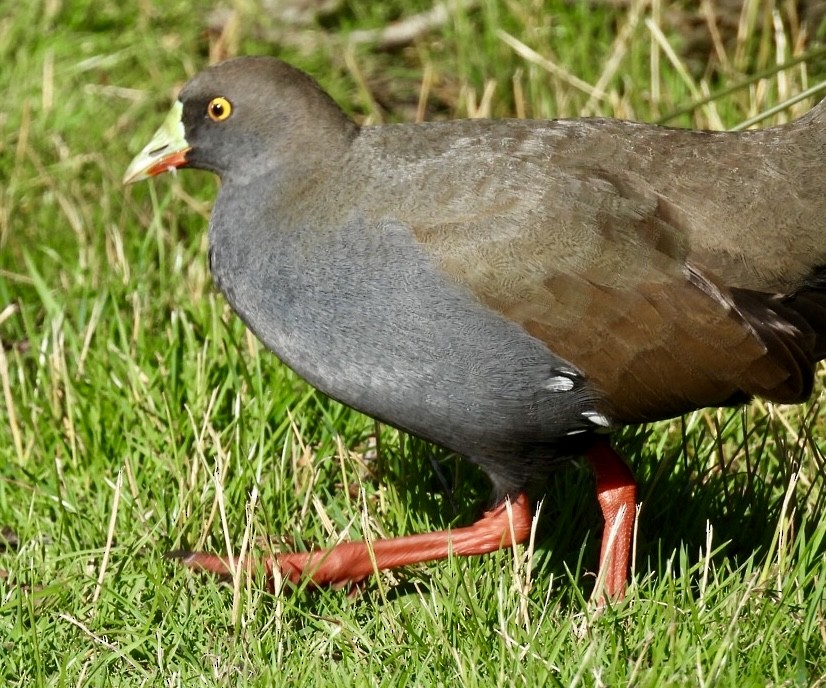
(1, 0, 825, 685)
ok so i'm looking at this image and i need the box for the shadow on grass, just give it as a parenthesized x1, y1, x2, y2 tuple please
(371, 407, 825, 601)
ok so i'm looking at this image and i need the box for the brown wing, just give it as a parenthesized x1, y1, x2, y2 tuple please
(410, 168, 818, 424)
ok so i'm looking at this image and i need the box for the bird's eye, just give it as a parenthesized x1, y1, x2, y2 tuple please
(207, 96, 232, 122)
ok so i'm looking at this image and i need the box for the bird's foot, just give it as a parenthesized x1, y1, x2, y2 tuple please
(167, 493, 533, 591)
(585, 439, 638, 603)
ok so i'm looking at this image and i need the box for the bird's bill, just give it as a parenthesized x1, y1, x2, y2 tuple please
(123, 101, 191, 184)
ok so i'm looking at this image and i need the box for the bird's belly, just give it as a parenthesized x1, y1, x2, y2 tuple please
(210, 221, 603, 463)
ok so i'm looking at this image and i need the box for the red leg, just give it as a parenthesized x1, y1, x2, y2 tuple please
(172, 493, 532, 589)
(585, 440, 637, 600)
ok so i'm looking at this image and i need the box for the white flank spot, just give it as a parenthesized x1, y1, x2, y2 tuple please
(544, 375, 575, 392)
(582, 411, 611, 428)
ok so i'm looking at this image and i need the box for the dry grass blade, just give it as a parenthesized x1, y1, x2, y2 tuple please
(497, 30, 605, 102)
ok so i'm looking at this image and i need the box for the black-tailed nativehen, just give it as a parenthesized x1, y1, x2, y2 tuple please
(124, 56, 826, 599)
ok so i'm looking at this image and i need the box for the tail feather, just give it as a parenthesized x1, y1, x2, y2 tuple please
(730, 286, 826, 405)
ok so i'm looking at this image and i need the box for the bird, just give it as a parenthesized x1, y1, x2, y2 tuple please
(124, 56, 826, 600)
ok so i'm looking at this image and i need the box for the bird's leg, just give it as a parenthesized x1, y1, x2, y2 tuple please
(585, 440, 637, 600)
(172, 493, 532, 589)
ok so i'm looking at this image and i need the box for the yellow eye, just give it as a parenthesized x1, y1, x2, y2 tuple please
(207, 96, 232, 122)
